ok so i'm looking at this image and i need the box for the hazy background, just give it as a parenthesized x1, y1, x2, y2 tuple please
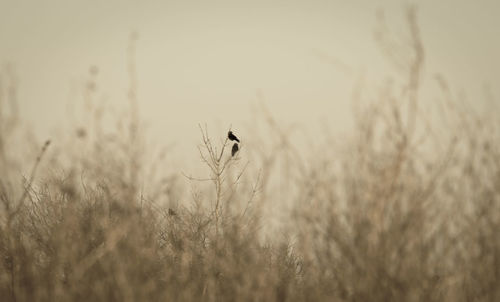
(1, 0, 499, 161)
(2, 3, 500, 299)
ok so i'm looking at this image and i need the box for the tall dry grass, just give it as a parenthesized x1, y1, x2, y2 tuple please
(1, 6, 500, 302)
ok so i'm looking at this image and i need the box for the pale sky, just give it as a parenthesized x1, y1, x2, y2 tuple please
(1, 0, 499, 161)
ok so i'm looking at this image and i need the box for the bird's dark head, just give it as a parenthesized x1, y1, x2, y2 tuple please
(228, 130, 240, 143)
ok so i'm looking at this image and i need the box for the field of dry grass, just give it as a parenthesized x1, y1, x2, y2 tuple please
(1, 7, 499, 302)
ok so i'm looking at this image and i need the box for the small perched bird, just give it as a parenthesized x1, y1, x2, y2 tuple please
(228, 131, 240, 143)
(231, 143, 239, 157)
(168, 208, 177, 216)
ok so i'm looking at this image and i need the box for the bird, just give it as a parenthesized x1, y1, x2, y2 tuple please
(231, 143, 239, 157)
(168, 208, 177, 216)
(228, 131, 240, 143)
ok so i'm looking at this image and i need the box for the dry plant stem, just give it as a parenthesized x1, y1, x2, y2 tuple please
(124, 31, 141, 201)
(2, 140, 49, 302)
(197, 124, 232, 236)
(14, 140, 51, 217)
(405, 5, 424, 142)
(239, 169, 261, 220)
(369, 5, 425, 233)
(222, 161, 249, 204)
